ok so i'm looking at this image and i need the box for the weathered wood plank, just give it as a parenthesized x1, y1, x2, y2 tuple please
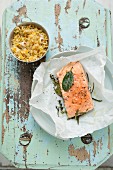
(0, 0, 112, 169)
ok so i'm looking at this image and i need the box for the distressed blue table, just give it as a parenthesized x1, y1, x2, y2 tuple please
(0, 0, 113, 169)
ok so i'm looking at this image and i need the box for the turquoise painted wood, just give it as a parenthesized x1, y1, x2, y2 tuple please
(0, 0, 113, 169)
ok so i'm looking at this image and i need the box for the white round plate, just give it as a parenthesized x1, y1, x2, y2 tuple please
(31, 46, 113, 139)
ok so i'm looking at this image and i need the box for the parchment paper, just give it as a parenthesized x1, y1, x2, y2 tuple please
(30, 47, 113, 139)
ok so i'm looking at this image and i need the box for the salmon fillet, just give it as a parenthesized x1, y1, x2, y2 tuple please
(57, 61, 94, 118)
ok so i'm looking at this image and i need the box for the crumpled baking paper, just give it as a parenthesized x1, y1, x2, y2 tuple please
(29, 47, 113, 139)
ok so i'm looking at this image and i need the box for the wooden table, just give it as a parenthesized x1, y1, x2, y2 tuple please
(0, 0, 113, 169)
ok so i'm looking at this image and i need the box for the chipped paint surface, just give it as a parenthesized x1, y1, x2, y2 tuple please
(2, 124, 5, 144)
(55, 32, 63, 51)
(12, 15, 20, 24)
(93, 138, 103, 157)
(65, 0, 71, 13)
(93, 141, 97, 157)
(108, 126, 110, 150)
(17, 5, 27, 17)
(12, 5, 27, 24)
(55, 4, 61, 26)
(0, 0, 112, 169)
(68, 145, 90, 161)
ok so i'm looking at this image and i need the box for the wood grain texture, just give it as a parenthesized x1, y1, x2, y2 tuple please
(0, 0, 112, 169)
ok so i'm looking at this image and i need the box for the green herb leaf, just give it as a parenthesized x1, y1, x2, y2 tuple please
(54, 85, 62, 97)
(76, 116, 80, 125)
(62, 71, 74, 91)
(50, 74, 62, 97)
(75, 110, 80, 125)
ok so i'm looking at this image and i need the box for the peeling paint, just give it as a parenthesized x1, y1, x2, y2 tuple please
(68, 145, 90, 161)
(12, 5, 27, 24)
(55, 4, 61, 26)
(93, 141, 97, 157)
(104, 12, 108, 56)
(52, 3, 63, 51)
(3, 93, 12, 124)
(93, 138, 103, 157)
(58, 25, 61, 31)
(55, 32, 63, 51)
(12, 15, 20, 24)
(100, 138, 103, 150)
(17, 62, 36, 121)
(17, 5, 27, 17)
(88, 151, 91, 166)
(2, 124, 5, 144)
(1, 0, 112, 168)
(4, 110, 11, 124)
(9, 74, 20, 92)
(15, 59, 45, 122)
(65, 0, 71, 14)
(22, 125, 26, 132)
(23, 146, 27, 168)
(75, 6, 79, 15)
(108, 126, 110, 149)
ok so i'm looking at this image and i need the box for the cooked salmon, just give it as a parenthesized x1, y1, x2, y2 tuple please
(57, 61, 94, 118)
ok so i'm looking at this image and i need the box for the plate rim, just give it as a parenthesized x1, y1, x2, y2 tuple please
(31, 46, 113, 139)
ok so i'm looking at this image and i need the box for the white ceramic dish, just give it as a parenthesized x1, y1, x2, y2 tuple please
(31, 46, 113, 139)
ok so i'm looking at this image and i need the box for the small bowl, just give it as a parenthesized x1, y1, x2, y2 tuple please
(9, 22, 49, 63)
